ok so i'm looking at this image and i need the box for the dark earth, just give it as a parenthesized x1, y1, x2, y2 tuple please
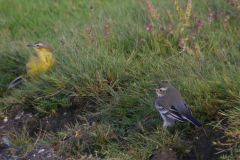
(0, 104, 230, 160)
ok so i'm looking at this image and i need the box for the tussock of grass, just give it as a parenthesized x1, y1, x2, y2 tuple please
(0, 0, 240, 159)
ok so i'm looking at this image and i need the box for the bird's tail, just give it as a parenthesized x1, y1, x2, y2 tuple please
(183, 115, 203, 127)
(8, 76, 23, 89)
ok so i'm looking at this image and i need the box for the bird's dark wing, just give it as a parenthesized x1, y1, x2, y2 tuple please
(155, 103, 185, 123)
(168, 105, 186, 123)
(183, 102, 193, 116)
(172, 101, 202, 127)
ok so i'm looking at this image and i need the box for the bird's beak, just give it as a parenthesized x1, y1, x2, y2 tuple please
(27, 44, 34, 48)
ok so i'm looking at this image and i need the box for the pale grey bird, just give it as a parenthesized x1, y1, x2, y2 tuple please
(153, 84, 202, 128)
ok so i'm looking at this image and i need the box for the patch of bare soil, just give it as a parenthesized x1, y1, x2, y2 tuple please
(179, 125, 229, 160)
(0, 104, 97, 160)
(0, 105, 230, 159)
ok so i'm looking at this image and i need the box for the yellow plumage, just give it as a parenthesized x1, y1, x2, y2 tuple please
(8, 41, 55, 89)
(25, 48, 55, 76)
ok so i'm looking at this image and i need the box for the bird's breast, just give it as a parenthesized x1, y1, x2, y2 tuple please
(25, 51, 55, 76)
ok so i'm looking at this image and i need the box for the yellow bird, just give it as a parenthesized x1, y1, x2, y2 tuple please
(8, 41, 55, 89)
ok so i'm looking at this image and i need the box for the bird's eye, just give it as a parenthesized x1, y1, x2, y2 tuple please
(159, 89, 162, 92)
(37, 44, 39, 46)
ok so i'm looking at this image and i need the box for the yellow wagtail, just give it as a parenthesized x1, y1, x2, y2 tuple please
(8, 41, 55, 89)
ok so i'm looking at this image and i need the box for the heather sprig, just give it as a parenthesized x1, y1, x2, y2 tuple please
(90, 5, 94, 13)
(185, 0, 193, 26)
(228, 0, 240, 9)
(193, 42, 204, 61)
(145, 0, 160, 22)
(208, 8, 213, 28)
(174, 0, 184, 23)
(88, 28, 94, 44)
(167, 10, 174, 35)
(105, 19, 111, 42)
(179, 38, 193, 55)
(224, 15, 230, 32)
(174, 0, 193, 26)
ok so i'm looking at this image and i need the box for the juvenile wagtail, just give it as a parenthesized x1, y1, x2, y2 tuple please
(152, 84, 202, 128)
(8, 41, 55, 89)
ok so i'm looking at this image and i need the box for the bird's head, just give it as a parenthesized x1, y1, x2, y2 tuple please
(27, 41, 54, 53)
(151, 84, 174, 97)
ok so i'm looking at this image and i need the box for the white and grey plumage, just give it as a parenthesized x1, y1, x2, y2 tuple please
(153, 84, 202, 128)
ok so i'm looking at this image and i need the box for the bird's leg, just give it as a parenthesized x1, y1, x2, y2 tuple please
(163, 121, 168, 128)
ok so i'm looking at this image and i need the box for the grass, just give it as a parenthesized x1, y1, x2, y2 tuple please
(0, 0, 240, 159)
